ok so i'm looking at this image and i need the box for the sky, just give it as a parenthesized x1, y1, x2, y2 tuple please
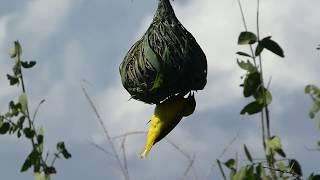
(0, 0, 319, 179)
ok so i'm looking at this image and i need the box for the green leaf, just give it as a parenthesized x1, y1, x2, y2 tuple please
(23, 128, 35, 139)
(9, 41, 22, 58)
(238, 31, 257, 45)
(57, 142, 72, 159)
(17, 116, 25, 129)
(309, 102, 320, 119)
(258, 36, 285, 57)
(255, 163, 262, 177)
(308, 173, 320, 180)
(243, 72, 261, 97)
(12, 62, 21, 77)
(0, 122, 10, 134)
(21, 61, 36, 69)
(9, 48, 17, 58)
(276, 161, 287, 172)
(232, 167, 247, 180)
(266, 136, 284, 156)
(37, 128, 44, 153)
(305, 85, 319, 94)
(240, 101, 264, 115)
(19, 93, 28, 114)
(44, 166, 56, 174)
(21, 156, 32, 172)
(267, 136, 281, 151)
(37, 135, 44, 145)
(8, 101, 21, 117)
(14, 41, 23, 57)
(237, 60, 257, 73)
(254, 87, 272, 105)
(21, 150, 40, 172)
(236, 51, 252, 58)
(17, 130, 22, 138)
(7, 74, 19, 86)
(243, 144, 253, 162)
(224, 158, 236, 170)
(255, 42, 264, 57)
(275, 148, 286, 158)
(289, 159, 303, 176)
(305, 85, 320, 119)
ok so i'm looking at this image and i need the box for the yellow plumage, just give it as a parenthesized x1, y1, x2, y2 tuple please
(140, 93, 196, 159)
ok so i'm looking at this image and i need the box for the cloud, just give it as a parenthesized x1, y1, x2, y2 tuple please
(0, 16, 10, 48)
(15, 0, 79, 48)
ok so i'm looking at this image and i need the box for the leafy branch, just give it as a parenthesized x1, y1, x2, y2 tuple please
(0, 41, 71, 179)
(215, 0, 308, 179)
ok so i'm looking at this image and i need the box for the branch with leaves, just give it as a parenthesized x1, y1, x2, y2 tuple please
(215, 0, 311, 179)
(0, 41, 71, 180)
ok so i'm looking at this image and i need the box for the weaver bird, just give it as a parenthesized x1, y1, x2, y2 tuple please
(140, 93, 196, 159)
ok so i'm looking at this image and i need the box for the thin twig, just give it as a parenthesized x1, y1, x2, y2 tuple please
(237, 0, 248, 31)
(237, 0, 257, 67)
(82, 87, 129, 180)
(216, 159, 227, 180)
(207, 133, 239, 179)
(120, 136, 129, 177)
(112, 129, 196, 179)
(191, 165, 199, 180)
(113, 131, 146, 139)
(50, 152, 61, 167)
(32, 99, 45, 123)
(90, 142, 115, 158)
(180, 154, 195, 180)
(266, 77, 272, 89)
(218, 133, 239, 159)
(166, 139, 191, 160)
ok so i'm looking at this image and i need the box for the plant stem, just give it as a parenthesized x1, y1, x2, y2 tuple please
(17, 54, 37, 150)
(237, 0, 257, 67)
(255, 0, 267, 152)
(256, 0, 276, 178)
(17, 53, 48, 171)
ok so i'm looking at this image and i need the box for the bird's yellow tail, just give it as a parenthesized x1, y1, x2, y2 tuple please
(139, 143, 153, 160)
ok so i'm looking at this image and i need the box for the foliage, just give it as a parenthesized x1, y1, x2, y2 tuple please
(216, 0, 320, 179)
(0, 41, 71, 179)
(305, 84, 320, 150)
(305, 85, 320, 120)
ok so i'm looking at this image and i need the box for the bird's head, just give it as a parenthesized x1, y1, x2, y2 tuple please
(182, 92, 196, 117)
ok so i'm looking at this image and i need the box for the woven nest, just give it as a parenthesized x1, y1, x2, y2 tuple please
(120, 0, 207, 104)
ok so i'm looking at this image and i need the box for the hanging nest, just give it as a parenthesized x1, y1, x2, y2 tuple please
(120, 0, 207, 104)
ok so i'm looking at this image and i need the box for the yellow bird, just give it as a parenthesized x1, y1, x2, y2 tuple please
(140, 93, 196, 159)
